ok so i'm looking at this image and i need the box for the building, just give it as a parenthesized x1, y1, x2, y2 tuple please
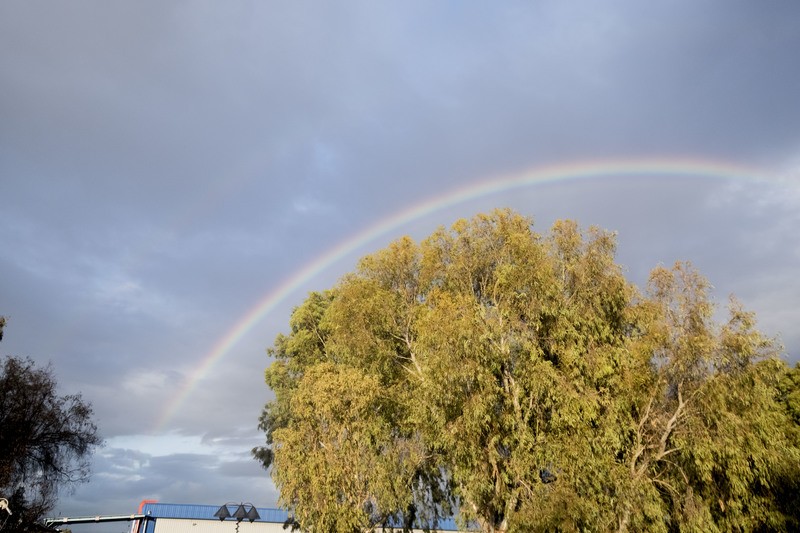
(46, 502, 462, 533)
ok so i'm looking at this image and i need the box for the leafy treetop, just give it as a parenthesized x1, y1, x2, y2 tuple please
(0, 317, 102, 530)
(254, 209, 799, 533)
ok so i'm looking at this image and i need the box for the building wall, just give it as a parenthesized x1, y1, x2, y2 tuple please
(138, 503, 463, 533)
(148, 518, 285, 533)
(149, 519, 457, 533)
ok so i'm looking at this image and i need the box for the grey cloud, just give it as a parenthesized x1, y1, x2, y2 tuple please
(55, 447, 277, 522)
(2, 0, 799, 519)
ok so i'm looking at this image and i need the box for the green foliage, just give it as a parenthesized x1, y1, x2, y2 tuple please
(254, 210, 800, 532)
(0, 321, 102, 530)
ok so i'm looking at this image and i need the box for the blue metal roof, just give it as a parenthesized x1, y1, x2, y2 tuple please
(140, 502, 460, 530)
(141, 503, 287, 523)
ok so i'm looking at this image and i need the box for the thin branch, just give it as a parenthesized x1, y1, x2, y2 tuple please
(651, 477, 679, 495)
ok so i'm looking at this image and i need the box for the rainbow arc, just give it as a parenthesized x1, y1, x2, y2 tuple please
(153, 156, 775, 432)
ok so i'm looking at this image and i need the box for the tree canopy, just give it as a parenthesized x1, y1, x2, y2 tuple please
(254, 209, 800, 532)
(0, 318, 102, 531)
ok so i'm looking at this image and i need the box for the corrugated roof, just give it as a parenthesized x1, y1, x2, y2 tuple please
(140, 503, 459, 530)
(141, 503, 287, 523)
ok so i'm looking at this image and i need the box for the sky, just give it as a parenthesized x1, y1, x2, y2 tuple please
(1, 1, 799, 529)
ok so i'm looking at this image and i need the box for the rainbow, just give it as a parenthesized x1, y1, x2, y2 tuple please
(154, 156, 775, 432)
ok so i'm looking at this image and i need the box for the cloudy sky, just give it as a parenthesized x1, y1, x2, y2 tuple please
(2, 1, 799, 528)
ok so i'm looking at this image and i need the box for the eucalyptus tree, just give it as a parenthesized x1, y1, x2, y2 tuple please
(254, 209, 799, 532)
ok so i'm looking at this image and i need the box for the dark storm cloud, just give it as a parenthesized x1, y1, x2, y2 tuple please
(2, 0, 800, 518)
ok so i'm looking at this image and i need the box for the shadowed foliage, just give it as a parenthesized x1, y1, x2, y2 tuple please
(0, 318, 102, 531)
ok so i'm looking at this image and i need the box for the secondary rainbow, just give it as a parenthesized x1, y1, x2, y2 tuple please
(154, 156, 773, 432)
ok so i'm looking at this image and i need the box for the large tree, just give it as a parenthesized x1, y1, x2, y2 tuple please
(0, 318, 102, 530)
(254, 209, 799, 532)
